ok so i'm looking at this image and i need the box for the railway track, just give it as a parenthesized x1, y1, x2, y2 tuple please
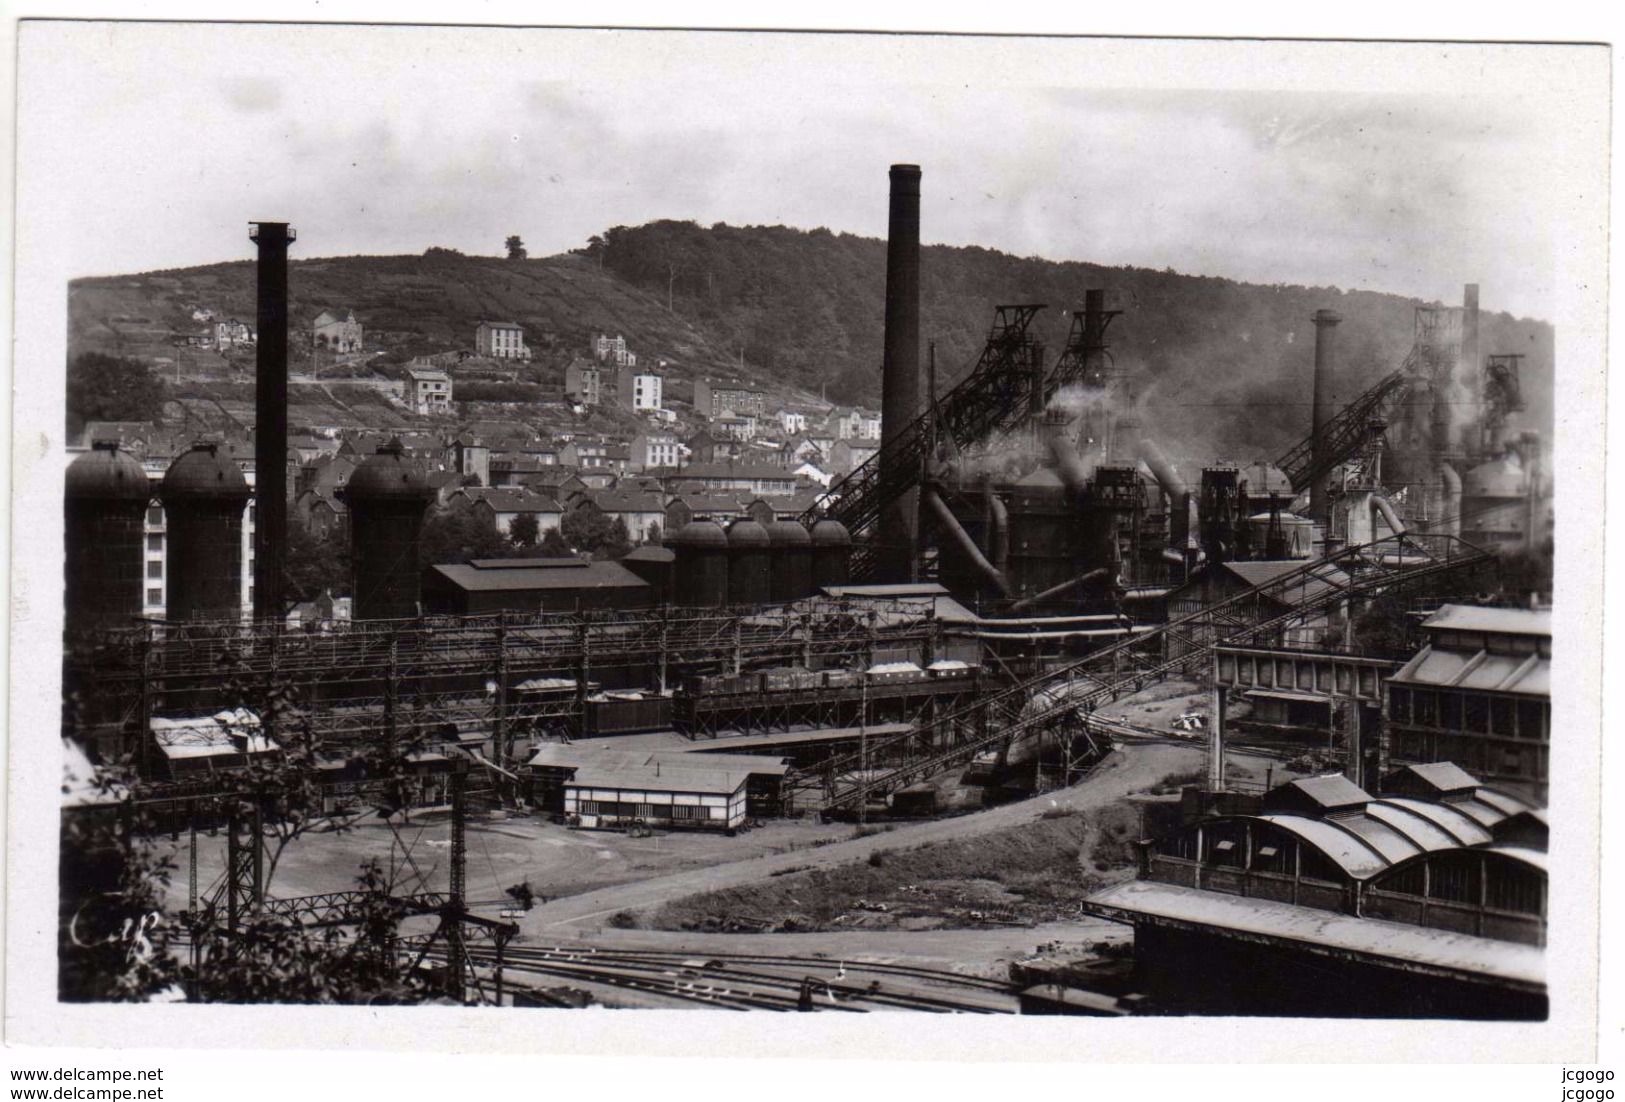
(464, 943, 1019, 1013)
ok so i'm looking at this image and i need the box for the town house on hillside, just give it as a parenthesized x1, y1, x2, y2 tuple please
(694, 379, 768, 420)
(592, 332, 637, 367)
(629, 431, 681, 472)
(616, 365, 664, 413)
(584, 488, 667, 543)
(475, 320, 530, 360)
(829, 407, 882, 441)
(407, 365, 454, 415)
(453, 487, 563, 538)
(312, 308, 363, 353)
(564, 358, 602, 405)
(215, 318, 255, 349)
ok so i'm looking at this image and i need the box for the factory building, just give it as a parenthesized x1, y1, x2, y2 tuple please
(1384, 604, 1551, 802)
(1081, 766, 1547, 1018)
(421, 557, 652, 614)
(527, 744, 787, 831)
(525, 744, 789, 825)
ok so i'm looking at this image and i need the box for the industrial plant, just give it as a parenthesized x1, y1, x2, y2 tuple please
(59, 163, 1552, 1017)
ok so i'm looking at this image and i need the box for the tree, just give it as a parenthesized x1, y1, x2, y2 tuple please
(509, 511, 540, 550)
(505, 235, 527, 260)
(66, 352, 165, 438)
(284, 523, 349, 603)
(559, 502, 611, 553)
(538, 527, 571, 556)
(644, 520, 662, 546)
(418, 498, 512, 568)
(595, 516, 633, 561)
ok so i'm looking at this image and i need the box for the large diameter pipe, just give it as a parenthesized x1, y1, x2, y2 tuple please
(1008, 567, 1110, 613)
(879, 164, 922, 583)
(1046, 429, 1091, 497)
(251, 221, 295, 621)
(1309, 309, 1342, 523)
(924, 488, 1008, 597)
(1460, 284, 1480, 451)
(1373, 494, 1408, 538)
(1438, 462, 1462, 538)
(1139, 438, 1190, 563)
(983, 481, 1010, 576)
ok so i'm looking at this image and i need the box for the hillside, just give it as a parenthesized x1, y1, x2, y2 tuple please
(593, 221, 1555, 460)
(68, 228, 1554, 462)
(68, 249, 789, 405)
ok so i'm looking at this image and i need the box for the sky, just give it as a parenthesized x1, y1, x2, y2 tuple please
(17, 23, 1608, 320)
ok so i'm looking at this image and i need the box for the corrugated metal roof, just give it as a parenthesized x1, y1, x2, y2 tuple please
(1391, 645, 1549, 696)
(1362, 801, 1472, 851)
(1282, 773, 1371, 811)
(1423, 604, 1551, 637)
(1221, 561, 1350, 605)
(1083, 880, 1544, 988)
(1244, 687, 1329, 705)
(429, 561, 648, 592)
(566, 763, 750, 796)
(1253, 814, 1390, 879)
(1369, 798, 1492, 847)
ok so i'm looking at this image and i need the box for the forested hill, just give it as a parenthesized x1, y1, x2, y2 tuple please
(591, 221, 1554, 460)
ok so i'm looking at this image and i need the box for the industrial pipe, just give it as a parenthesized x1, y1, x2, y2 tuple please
(983, 481, 1010, 577)
(924, 488, 1009, 597)
(1139, 438, 1191, 569)
(1046, 430, 1091, 497)
(1438, 462, 1462, 538)
(1008, 567, 1111, 613)
(1373, 494, 1408, 538)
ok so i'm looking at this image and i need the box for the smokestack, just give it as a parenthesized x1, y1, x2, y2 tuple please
(1460, 283, 1480, 451)
(1308, 309, 1343, 522)
(879, 164, 922, 583)
(250, 221, 295, 621)
(1081, 290, 1110, 459)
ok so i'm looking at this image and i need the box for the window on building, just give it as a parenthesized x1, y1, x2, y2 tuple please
(1414, 689, 1438, 727)
(1440, 691, 1463, 730)
(1485, 861, 1545, 916)
(1516, 699, 1547, 742)
(147, 533, 163, 552)
(148, 506, 164, 526)
(147, 560, 162, 580)
(1491, 697, 1515, 737)
(1427, 854, 1481, 904)
(147, 588, 162, 606)
(1464, 693, 1489, 733)
(1384, 689, 1410, 724)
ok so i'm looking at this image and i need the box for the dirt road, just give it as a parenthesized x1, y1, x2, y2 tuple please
(517, 740, 1222, 933)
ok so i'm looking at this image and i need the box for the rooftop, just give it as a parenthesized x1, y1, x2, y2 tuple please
(1422, 604, 1552, 638)
(428, 559, 648, 593)
(1083, 880, 1544, 990)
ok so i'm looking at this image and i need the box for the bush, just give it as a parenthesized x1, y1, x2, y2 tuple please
(867, 850, 886, 868)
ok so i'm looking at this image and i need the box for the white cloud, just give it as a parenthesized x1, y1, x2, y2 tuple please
(20, 23, 1597, 318)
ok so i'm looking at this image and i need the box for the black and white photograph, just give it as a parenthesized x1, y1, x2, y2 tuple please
(4, 10, 1614, 1086)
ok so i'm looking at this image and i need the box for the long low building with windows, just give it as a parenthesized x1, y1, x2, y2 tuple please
(1081, 763, 1548, 1018)
(526, 744, 790, 829)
